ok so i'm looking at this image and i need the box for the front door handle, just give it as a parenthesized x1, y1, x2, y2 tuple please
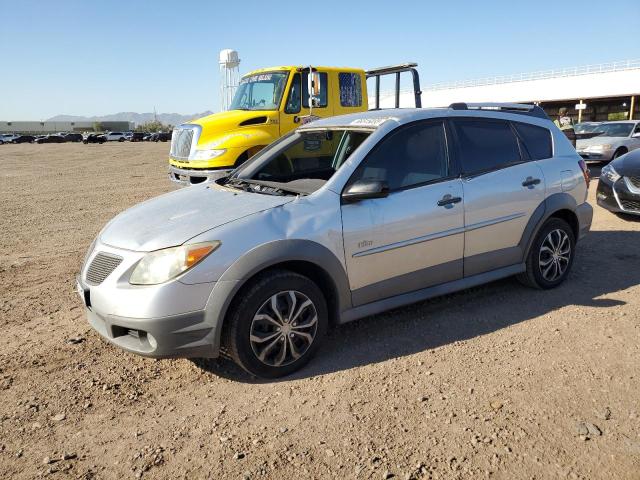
(437, 194, 462, 207)
(522, 177, 541, 187)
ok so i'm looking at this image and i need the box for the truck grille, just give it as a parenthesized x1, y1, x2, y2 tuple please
(85, 252, 123, 285)
(170, 127, 196, 161)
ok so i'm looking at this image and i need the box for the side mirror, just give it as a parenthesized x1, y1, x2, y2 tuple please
(632, 132, 640, 138)
(342, 180, 389, 203)
(307, 69, 321, 108)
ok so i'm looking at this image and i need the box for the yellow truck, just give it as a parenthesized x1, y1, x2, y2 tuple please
(168, 63, 421, 185)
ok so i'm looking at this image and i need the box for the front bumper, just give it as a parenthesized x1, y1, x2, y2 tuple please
(596, 176, 640, 216)
(577, 149, 613, 162)
(168, 165, 232, 186)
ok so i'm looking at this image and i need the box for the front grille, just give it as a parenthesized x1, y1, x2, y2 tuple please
(170, 127, 195, 160)
(85, 252, 123, 285)
(628, 176, 640, 189)
(621, 199, 640, 212)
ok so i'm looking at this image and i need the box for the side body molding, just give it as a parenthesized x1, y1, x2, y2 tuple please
(205, 239, 352, 355)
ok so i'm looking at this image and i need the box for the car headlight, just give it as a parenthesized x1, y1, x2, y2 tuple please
(190, 149, 226, 160)
(601, 164, 621, 183)
(585, 144, 612, 152)
(129, 241, 220, 285)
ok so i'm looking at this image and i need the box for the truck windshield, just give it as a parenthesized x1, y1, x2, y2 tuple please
(227, 129, 371, 195)
(229, 72, 289, 111)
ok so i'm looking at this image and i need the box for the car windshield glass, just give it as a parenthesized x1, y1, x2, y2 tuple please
(574, 123, 600, 133)
(593, 123, 634, 137)
(227, 129, 371, 194)
(229, 72, 289, 111)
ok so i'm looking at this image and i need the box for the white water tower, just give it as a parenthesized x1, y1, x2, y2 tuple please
(219, 49, 240, 111)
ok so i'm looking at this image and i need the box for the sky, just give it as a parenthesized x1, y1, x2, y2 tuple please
(1, 0, 639, 120)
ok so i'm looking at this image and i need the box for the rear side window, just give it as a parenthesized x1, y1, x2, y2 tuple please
(513, 122, 552, 160)
(339, 72, 362, 107)
(349, 121, 448, 191)
(451, 119, 521, 174)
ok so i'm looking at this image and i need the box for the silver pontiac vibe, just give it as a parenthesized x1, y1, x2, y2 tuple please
(78, 104, 593, 378)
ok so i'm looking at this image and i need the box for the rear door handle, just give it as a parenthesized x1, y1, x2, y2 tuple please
(437, 194, 462, 207)
(522, 177, 541, 187)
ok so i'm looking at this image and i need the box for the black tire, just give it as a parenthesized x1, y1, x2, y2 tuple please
(222, 269, 328, 378)
(518, 218, 576, 289)
(612, 148, 627, 160)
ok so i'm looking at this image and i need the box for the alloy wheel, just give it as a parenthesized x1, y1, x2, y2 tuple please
(538, 229, 571, 282)
(249, 290, 318, 367)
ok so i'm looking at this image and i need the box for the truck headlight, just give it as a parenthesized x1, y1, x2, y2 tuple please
(601, 164, 621, 183)
(190, 149, 226, 160)
(129, 242, 220, 285)
(585, 144, 612, 152)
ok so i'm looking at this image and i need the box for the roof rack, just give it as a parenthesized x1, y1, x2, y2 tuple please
(449, 102, 549, 119)
(366, 63, 422, 109)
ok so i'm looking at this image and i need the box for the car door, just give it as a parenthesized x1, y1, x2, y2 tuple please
(341, 120, 465, 306)
(449, 117, 546, 277)
(280, 70, 332, 135)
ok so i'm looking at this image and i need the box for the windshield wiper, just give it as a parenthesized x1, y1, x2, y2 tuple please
(224, 178, 288, 196)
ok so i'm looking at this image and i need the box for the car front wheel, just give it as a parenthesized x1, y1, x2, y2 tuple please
(223, 270, 328, 378)
(518, 218, 576, 289)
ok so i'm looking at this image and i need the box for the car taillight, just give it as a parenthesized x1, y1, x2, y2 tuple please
(578, 159, 590, 188)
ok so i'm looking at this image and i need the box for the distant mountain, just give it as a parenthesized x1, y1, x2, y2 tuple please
(46, 111, 214, 126)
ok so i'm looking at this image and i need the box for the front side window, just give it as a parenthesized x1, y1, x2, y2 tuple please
(284, 73, 302, 114)
(339, 72, 362, 107)
(230, 72, 289, 111)
(348, 121, 449, 191)
(513, 122, 552, 160)
(451, 119, 522, 175)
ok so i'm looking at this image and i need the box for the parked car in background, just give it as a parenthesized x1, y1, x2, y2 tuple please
(124, 132, 133, 141)
(130, 132, 145, 142)
(35, 134, 66, 144)
(78, 103, 592, 378)
(597, 149, 640, 217)
(143, 133, 154, 141)
(150, 132, 172, 142)
(104, 132, 127, 142)
(576, 121, 640, 162)
(0, 134, 20, 144)
(63, 133, 83, 142)
(83, 134, 107, 144)
(11, 135, 36, 144)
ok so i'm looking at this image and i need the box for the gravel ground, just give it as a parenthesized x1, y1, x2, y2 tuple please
(0, 142, 639, 480)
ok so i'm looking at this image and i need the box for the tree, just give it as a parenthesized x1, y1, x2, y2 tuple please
(135, 121, 171, 133)
(93, 122, 104, 132)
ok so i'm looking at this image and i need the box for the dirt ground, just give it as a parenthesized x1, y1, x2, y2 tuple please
(0, 142, 638, 480)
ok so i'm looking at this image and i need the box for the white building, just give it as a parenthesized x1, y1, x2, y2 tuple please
(376, 60, 640, 122)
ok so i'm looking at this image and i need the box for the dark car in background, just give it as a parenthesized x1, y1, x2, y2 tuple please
(151, 131, 172, 142)
(35, 134, 66, 144)
(12, 135, 36, 144)
(83, 134, 107, 144)
(63, 133, 83, 142)
(597, 149, 640, 217)
(130, 132, 145, 142)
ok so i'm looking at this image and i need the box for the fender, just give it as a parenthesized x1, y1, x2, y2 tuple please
(204, 239, 352, 356)
(519, 192, 579, 260)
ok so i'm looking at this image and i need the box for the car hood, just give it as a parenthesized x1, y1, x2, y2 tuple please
(611, 149, 640, 176)
(99, 183, 294, 251)
(576, 136, 624, 148)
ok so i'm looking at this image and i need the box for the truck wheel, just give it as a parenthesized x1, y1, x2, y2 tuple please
(518, 218, 575, 289)
(223, 270, 328, 378)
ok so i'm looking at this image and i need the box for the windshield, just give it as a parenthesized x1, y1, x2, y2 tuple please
(593, 123, 634, 137)
(574, 123, 600, 133)
(226, 129, 371, 194)
(229, 72, 289, 111)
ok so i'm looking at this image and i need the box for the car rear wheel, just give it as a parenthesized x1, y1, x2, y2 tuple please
(222, 270, 328, 378)
(518, 218, 576, 289)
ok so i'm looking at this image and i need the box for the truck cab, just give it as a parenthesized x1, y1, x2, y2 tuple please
(169, 66, 368, 185)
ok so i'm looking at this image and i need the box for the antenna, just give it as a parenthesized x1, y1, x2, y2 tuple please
(219, 49, 240, 112)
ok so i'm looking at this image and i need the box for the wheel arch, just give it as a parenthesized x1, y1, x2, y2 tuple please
(206, 240, 351, 356)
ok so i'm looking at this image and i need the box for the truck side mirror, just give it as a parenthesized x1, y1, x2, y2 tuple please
(308, 70, 321, 108)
